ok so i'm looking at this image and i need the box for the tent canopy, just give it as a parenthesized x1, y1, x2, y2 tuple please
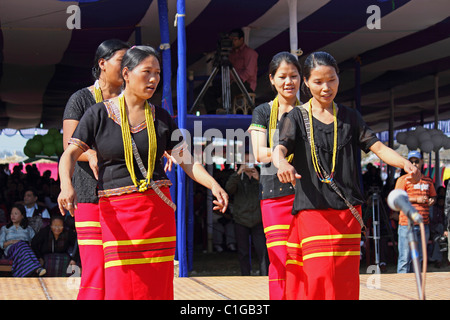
(1, 0, 449, 132)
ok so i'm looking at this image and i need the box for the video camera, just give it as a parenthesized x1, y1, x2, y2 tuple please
(206, 33, 233, 67)
(217, 33, 233, 57)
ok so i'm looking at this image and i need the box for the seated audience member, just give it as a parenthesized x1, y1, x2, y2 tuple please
(0, 204, 46, 277)
(32, 215, 79, 277)
(23, 187, 50, 233)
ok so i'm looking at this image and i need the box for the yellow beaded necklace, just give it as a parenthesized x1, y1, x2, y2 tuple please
(269, 95, 299, 163)
(93, 80, 103, 103)
(308, 98, 337, 183)
(118, 93, 157, 192)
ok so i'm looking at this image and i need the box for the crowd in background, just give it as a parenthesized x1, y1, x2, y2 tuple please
(0, 163, 78, 277)
(0, 160, 448, 277)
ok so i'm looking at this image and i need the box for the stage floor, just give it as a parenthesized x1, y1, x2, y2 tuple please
(0, 272, 448, 300)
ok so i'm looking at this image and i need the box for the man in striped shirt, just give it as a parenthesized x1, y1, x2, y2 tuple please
(394, 150, 436, 273)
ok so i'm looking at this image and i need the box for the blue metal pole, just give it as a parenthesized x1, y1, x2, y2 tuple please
(176, 0, 188, 277)
(157, 0, 173, 115)
(157, 0, 177, 220)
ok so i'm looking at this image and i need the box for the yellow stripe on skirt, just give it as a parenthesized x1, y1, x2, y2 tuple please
(99, 187, 176, 300)
(285, 206, 362, 300)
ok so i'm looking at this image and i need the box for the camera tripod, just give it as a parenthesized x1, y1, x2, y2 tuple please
(189, 50, 254, 114)
(363, 192, 398, 270)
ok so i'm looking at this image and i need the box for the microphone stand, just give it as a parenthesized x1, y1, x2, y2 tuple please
(408, 216, 427, 300)
(407, 219, 424, 300)
(386, 189, 427, 300)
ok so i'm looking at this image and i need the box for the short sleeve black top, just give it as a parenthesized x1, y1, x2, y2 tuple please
(70, 99, 181, 196)
(249, 102, 295, 200)
(277, 104, 379, 214)
(62, 87, 98, 203)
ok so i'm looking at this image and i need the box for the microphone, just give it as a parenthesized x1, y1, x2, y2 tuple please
(387, 189, 423, 224)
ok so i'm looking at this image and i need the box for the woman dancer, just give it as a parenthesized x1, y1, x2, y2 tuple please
(58, 46, 228, 300)
(63, 39, 129, 299)
(272, 51, 420, 300)
(0, 204, 45, 277)
(248, 52, 300, 299)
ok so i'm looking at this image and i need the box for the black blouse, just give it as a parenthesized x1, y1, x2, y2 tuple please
(70, 99, 182, 196)
(277, 104, 379, 214)
(63, 87, 98, 203)
(249, 102, 295, 200)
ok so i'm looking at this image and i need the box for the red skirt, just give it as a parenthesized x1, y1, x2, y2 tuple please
(75, 203, 104, 300)
(285, 206, 362, 300)
(99, 187, 176, 300)
(260, 194, 294, 300)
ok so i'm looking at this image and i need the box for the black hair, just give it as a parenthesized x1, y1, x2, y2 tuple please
(229, 28, 244, 39)
(268, 51, 302, 92)
(6, 203, 28, 229)
(50, 214, 65, 224)
(92, 39, 130, 80)
(301, 51, 339, 98)
(121, 45, 162, 88)
(24, 187, 38, 197)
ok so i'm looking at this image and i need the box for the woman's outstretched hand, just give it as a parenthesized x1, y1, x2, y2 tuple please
(211, 183, 229, 213)
(277, 159, 301, 186)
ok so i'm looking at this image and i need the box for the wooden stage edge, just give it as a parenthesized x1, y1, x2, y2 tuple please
(0, 272, 448, 300)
